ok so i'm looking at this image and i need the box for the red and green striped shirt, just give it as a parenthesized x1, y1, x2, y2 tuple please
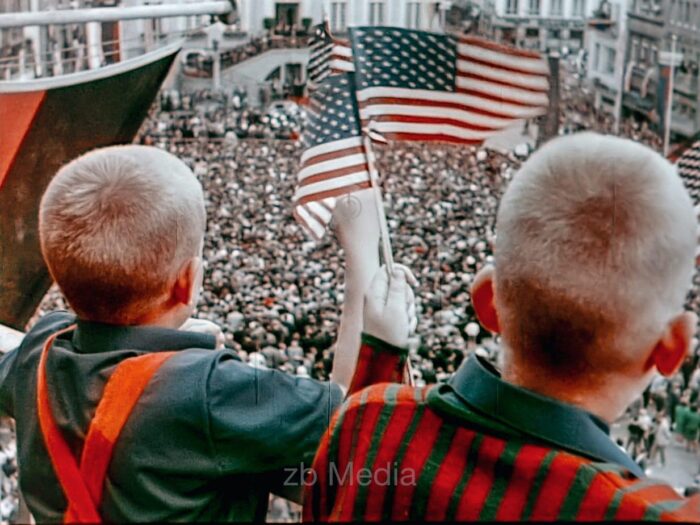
(304, 382, 700, 522)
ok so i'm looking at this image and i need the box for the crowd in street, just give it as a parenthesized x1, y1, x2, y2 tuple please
(138, 88, 304, 142)
(0, 419, 19, 524)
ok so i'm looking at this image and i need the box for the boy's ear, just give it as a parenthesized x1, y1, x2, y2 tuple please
(172, 257, 200, 306)
(651, 312, 697, 377)
(471, 265, 501, 334)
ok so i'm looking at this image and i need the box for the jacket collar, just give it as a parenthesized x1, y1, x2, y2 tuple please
(72, 319, 217, 354)
(431, 355, 643, 478)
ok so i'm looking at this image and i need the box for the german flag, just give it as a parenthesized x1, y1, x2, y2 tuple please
(0, 42, 179, 330)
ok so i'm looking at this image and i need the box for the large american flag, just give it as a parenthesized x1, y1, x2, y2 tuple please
(350, 27, 550, 144)
(293, 73, 370, 240)
(307, 22, 354, 91)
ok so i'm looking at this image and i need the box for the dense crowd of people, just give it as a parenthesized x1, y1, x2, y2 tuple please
(139, 88, 304, 142)
(0, 419, 18, 524)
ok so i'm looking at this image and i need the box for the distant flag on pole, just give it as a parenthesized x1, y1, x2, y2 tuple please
(307, 22, 354, 91)
(293, 73, 370, 240)
(349, 28, 550, 145)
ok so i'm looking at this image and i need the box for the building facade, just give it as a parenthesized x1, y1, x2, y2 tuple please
(237, 0, 451, 36)
(620, 0, 664, 123)
(663, 0, 700, 137)
(618, 0, 700, 139)
(584, 0, 628, 113)
(482, 0, 597, 51)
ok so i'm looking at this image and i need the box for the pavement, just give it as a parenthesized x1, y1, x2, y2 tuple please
(610, 419, 699, 492)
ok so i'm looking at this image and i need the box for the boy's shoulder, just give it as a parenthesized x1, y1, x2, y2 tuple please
(17, 311, 76, 357)
(26, 311, 75, 337)
(333, 383, 430, 427)
(353, 382, 430, 404)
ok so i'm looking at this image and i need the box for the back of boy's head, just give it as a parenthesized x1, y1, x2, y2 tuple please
(39, 145, 206, 324)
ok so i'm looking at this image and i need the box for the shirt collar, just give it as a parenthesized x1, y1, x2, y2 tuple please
(72, 319, 217, 354)
(436, 355, 643, 478)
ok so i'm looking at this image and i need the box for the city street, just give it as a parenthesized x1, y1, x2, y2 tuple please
(611, 420, 699, 492)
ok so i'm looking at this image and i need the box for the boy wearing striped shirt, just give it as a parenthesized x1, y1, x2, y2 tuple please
(304, 133, 700, 521)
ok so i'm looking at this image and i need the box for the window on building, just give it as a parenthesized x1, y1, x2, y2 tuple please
(506, 0, 519, 14)
(369, 1, 385, 25)
(573, 0, 586, 15)
(526, 27, 540, 37)
(331, 1, 347, 32)
(529, 0, 541, 14)
(606, 48, 616, 74)
(631, 37, 639, 61)
(550, 0, 563, 15)
(406, 2, 421, 28)
(640, 41, 648, 62)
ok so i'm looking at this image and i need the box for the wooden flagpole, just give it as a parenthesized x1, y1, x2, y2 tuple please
(343, 25, 394, 274)
(362, 129, 395, 275)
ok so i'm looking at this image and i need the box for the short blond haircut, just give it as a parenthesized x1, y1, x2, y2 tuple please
(494, 133, 697, 375)
(39, 145, 206, 324)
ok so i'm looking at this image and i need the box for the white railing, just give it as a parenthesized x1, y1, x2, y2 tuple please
(0, 29, 197, 81)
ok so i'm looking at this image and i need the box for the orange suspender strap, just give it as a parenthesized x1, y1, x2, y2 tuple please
(74, 349, 176, 520)
(37, 326, 98, 522)
(36, 324, 176, 523)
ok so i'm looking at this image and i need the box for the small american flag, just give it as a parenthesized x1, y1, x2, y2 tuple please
(293, 73, 370, 240)
(307, 22, 354, 91)
(675, 141, 700, 263)
(350, 27, 550, 144)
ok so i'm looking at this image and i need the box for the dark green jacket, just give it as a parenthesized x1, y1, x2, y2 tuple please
(0, 311, 342, 522)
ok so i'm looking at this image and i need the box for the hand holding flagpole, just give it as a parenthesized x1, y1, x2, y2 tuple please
(362, 125, 418, 386)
